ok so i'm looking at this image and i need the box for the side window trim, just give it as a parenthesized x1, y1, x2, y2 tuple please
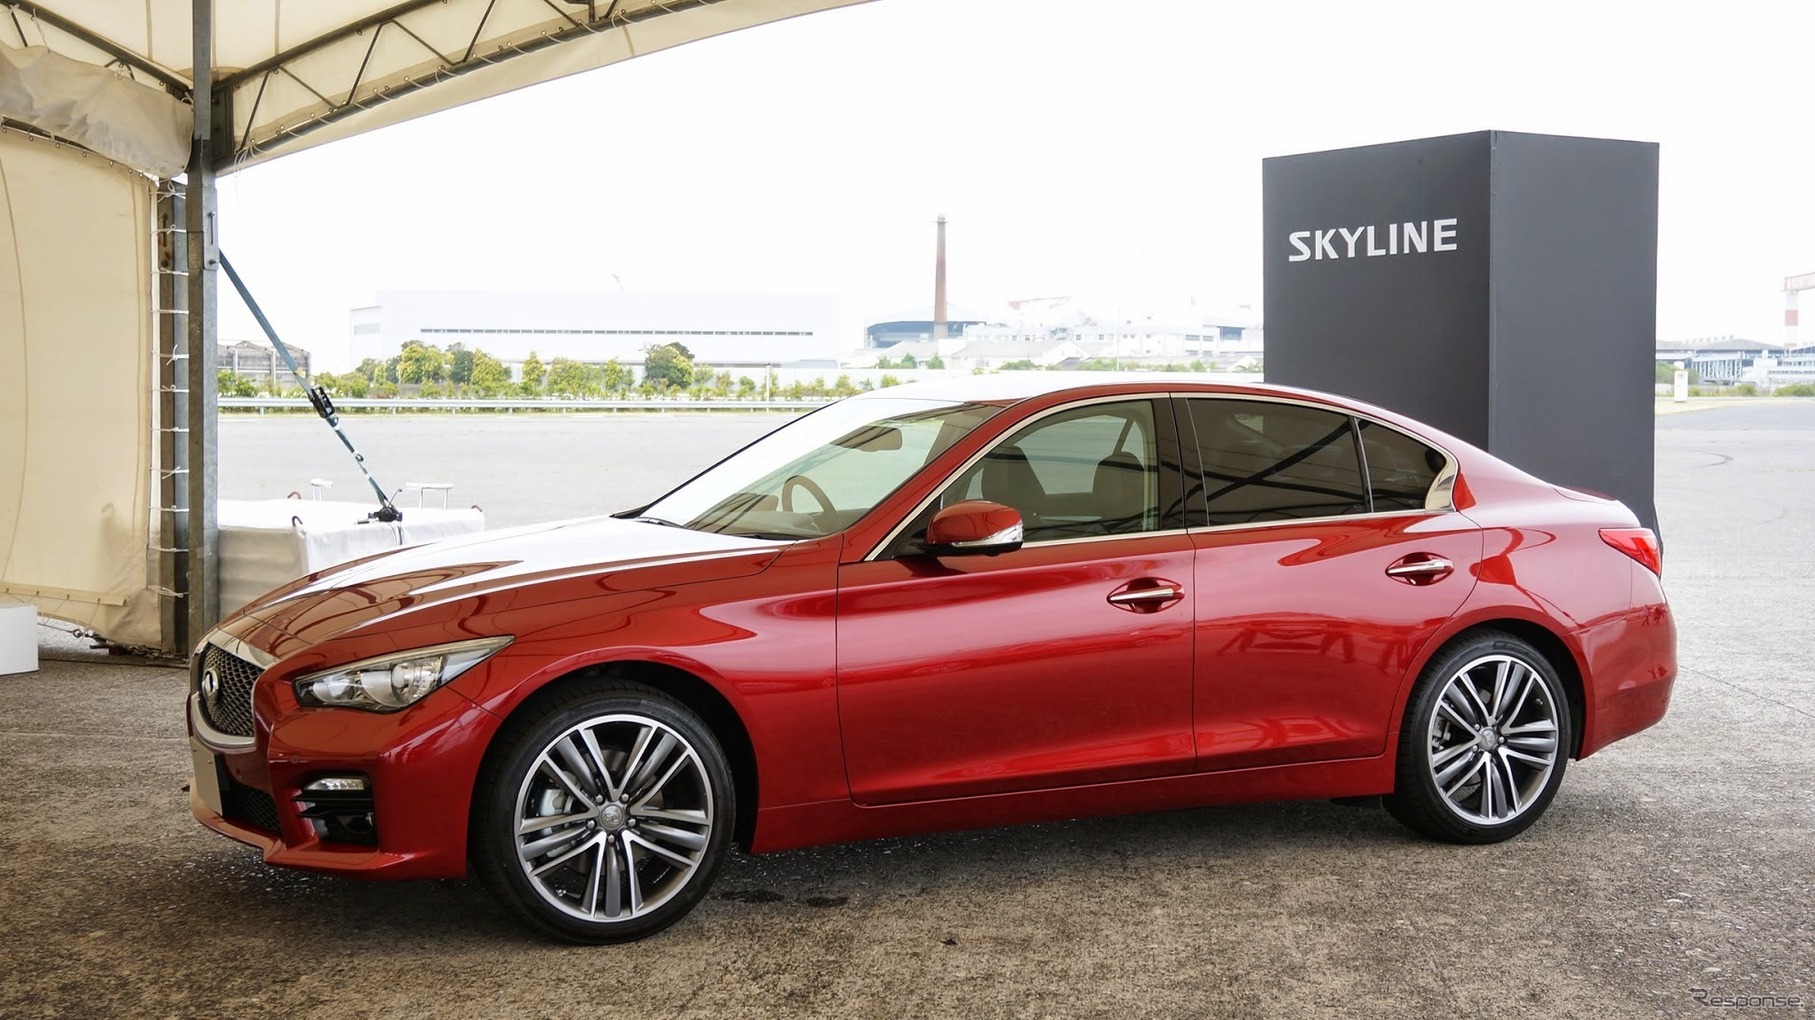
(1350, 414, 1376, 516)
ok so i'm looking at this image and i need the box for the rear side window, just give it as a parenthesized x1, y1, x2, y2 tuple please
(1357, 420, 1445, 512)
(1187, 399, 1368, 526)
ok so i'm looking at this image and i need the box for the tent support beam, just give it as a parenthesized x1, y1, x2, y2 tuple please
(0, 2, 189, 95)
(222, 0, 733, 163)
(183, 0, 219, 648)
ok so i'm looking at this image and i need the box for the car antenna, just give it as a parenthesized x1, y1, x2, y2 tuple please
(218, 253, 403, 523)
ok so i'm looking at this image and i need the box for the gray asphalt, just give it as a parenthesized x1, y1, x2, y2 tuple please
(3, 400, 1812, 1019)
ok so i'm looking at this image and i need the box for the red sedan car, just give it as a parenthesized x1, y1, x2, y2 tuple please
(188, 377, 1674, 942)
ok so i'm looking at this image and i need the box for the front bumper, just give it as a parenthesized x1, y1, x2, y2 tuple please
(187, 656, 503, 880)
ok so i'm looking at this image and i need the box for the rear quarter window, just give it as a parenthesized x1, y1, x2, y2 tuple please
(1357, 420, 1445, 512)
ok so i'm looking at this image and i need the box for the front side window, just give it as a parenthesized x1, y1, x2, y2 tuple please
(1187, 399, 1368, 526)
(906, 399, 1164, 547)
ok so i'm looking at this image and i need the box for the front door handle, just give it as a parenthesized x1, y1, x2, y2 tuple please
(1386, 553, 1454, 586)
(1107, 579, 1185, 612)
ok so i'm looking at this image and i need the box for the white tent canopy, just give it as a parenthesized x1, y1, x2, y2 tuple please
(1, 0, 867, 175)
(0, 0, 870, 652)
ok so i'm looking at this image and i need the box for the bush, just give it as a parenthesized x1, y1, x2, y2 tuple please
(1774, 383, 1815, 396)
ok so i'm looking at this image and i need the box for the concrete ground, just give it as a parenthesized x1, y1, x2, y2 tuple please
(2, 401, 1811, 1019)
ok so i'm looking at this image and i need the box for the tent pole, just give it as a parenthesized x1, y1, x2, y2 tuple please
(183, 0, 219, 645)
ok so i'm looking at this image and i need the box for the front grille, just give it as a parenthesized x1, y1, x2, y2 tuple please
(197, 644, 261, 738)
(222, 780, 282, 834)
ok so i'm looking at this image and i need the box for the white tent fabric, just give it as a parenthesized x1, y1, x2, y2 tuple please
(0, 0, 870, 175)
(0, 43, 188, 176)
(0, 129, 158, 646)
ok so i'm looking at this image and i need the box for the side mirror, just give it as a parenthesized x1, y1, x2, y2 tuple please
(924, 500, 1024, 556)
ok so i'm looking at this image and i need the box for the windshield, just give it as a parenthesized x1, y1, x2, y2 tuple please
(638, 397, 1001, 539)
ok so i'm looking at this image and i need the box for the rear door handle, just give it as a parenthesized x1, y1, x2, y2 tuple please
(1107, 579, 1185, 612)
(1385, 554, 1454, 585)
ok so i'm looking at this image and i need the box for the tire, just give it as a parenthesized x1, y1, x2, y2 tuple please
(472, 682, 735, 943)
(1385, 631, 1573, 844)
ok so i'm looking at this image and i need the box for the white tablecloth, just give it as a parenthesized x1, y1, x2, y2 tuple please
(219, 499, 485, 614)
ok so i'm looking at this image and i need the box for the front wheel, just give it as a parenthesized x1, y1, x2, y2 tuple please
(1385, 632, 1572, 844)
(472, 683, 735, 943)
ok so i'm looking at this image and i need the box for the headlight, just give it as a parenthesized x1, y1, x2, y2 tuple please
(293, 637, 512, 712)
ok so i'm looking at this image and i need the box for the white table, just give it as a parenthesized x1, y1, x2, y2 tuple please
(218, 499, 485, 614)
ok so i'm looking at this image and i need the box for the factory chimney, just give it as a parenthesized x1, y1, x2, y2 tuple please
(933, 215, 948, 341)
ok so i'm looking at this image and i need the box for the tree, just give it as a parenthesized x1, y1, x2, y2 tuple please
(602, 358, 632, 394)
(471, 350, 509, 394)
(833, 373, 858, 397)
(897, 352, 918, 368)
(926, 355, 945, 370)
(644, 342, 694, 391)
(446, 343, 475, 386)
(879, 374, 901, 388)
(397, 340, 447, 384)
(1000, 359, 1038, 371)
(736, 375, 758, 399)
(519, 350, 545, 394)
(217, 370, 257, 397)
(319, 371, 369, 398)
(546, 357, 602, 396)
(355, 358, 387, 383)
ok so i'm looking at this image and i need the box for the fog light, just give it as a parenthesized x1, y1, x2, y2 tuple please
(303, 775, 370, 793)
(295, 773, 378, 846)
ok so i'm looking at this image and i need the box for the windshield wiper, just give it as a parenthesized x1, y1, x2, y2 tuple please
(633, 515, 686, 529)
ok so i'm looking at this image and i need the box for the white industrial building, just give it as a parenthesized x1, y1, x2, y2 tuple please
(861, 308, 1265, 372)
(1655, 336, 1814, 388)
(350, 289, 842, 374)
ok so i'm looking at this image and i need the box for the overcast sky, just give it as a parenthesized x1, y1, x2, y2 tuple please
(216, 0, 1815, 371)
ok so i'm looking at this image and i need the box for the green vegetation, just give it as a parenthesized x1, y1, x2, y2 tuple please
(1655, 361, 1701, 385)
(519, 351, 545, 394)
(643, 342, 694, 391)
(1775, 383, 1815, 396)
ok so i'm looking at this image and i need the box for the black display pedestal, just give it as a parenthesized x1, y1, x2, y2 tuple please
(1262, 130, 1660, 533)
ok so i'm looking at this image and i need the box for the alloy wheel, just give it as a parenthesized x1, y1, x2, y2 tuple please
(512, 713, 715, 923)
(1425, 654, 1561, 825)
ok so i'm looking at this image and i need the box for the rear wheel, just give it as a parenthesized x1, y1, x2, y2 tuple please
(472, 683, 734, 942)
(1385, 632, 1572, 844)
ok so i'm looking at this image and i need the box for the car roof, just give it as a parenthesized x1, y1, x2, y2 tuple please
(852, 372, 1495, 474)
(852, 372, 1334, 407)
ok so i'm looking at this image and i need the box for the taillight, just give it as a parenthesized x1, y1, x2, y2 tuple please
(1600, 527, 1662, 577)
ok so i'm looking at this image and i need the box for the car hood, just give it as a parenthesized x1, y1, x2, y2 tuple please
(230, 516, 786, 646)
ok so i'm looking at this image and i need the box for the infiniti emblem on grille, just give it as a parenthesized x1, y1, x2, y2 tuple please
(200, 667, 222, 710)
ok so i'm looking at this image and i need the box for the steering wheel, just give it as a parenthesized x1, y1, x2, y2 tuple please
(780, 474, 836, 514)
